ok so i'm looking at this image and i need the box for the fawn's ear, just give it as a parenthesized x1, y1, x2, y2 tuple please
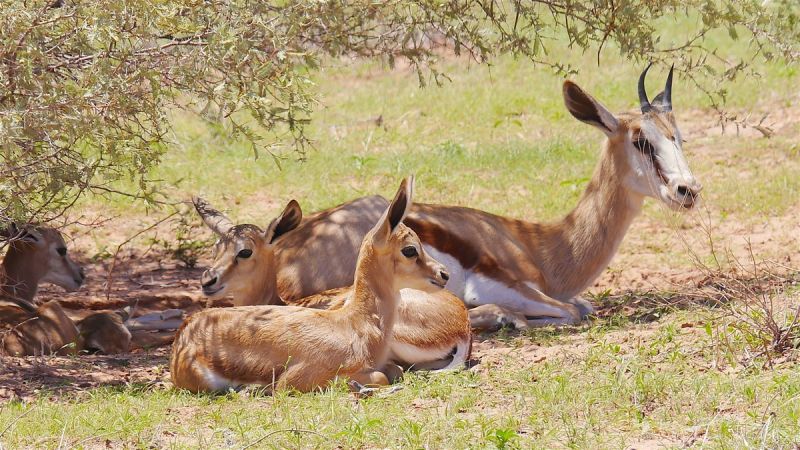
(192, 196, 234, 236)
(1, 223, 39, 243)
(265, 200, 303, 243)
(373, 176, 414, 244)
(563, 80, 619, 136)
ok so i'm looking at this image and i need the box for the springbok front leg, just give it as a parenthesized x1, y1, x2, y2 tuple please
(349, 369, 390, 388)
(125, 309, 185, 331)
(468, 304, 530, 331)
(564, 296, 595, 317)
(462, 269, 583, 327)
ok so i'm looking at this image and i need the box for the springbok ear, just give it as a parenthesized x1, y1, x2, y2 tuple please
(562, 81, 619, 136)
(373, 175, 415, 243)
(1, 223, 38, 243)
(265, 200, 303, 243)
(192, 196, 234, 236)
(651, 91, 667, 110)
(0, 222, 19, 239)
(21, 227, 42, 243)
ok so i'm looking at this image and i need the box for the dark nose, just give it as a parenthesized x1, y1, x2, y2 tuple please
(201, 271, 218, 288)
(675, 184, 700, 206)
(676, 185, 693, 198)
(440, 270, 450, 282)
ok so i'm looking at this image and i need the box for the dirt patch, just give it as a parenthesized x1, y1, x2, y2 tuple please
(36, 253, 207, 320)
(0, 349, 170, 404)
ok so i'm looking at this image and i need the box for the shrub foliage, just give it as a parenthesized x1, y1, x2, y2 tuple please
(0, 0, 797, 227)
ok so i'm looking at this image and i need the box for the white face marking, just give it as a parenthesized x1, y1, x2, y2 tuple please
(625, 120, 700, 210)
(40, 241, 83, 291)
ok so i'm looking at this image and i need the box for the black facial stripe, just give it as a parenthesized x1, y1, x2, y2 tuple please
(633, 134, 654, 155)
(634, 133, 668, 184)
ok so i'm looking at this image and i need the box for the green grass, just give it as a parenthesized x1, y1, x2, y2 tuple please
(3, 310, 800, 448)
(5, 12, 800, 450)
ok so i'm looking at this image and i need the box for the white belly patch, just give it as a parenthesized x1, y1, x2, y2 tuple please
(390, 340, 453, 365)
(420, 247, 570, 319)
(463, 273, 569, 318)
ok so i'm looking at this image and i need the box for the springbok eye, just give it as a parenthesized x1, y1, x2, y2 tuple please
(401, 246, 418, 258)
(237, 249, 253, 259)
(633, 134, 652, 154)
(57, 247, 67, 256)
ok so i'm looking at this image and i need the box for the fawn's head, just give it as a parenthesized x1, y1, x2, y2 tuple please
(193, 197, 302, 304)
(563, 65, 702, 210)
(359, 176, 449, 293)
(1, 224, 85, 295)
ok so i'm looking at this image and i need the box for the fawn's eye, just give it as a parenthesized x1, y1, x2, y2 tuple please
(401, 246, 418, 258)
(237, 249, 253, 259)
(57, 247, 67, 256)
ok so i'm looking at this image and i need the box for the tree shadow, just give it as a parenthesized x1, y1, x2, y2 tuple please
(0, 348, 170, 404)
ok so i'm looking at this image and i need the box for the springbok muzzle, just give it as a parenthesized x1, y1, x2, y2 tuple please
(200, 269, 222, 295)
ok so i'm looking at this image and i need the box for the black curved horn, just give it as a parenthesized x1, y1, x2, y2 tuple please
(662, 64, 674, 112)
(638, 63, 653, 113)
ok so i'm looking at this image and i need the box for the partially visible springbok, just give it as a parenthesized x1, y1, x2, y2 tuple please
(0, 224, 131, 356)
(193, 196, 471, 371)
(171, 176, 451, 393)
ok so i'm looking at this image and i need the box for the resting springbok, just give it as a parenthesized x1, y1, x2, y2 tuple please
(171, 177, 451, 393)
(196, 194, 389, 302)
(192, 196, 471, 371)
(404, 65, 702, 327)
(0, 224, 131, 355)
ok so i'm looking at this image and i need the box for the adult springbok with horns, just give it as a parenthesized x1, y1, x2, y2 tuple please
(406, 64, 702, 327)
(171, 177, 453, 393)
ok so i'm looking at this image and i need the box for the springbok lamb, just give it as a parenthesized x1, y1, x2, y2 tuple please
(170, 176, 451, 393)
(192, 196, 472, 371)
(0, 224, 131, 355)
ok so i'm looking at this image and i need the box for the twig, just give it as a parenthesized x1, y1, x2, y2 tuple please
(0, 406, 35, 439)
(104, 211, 179, 302)
(239, 429, 328, 450)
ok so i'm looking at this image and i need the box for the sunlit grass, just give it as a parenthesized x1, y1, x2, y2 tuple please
(3, 307, 800, 448)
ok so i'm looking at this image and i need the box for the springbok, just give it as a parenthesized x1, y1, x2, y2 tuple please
(192, 196, 471, 371)
(404, 65, 702, 326)
(0, 224, 131, 355)
(171, 177, 451, 393)
(195, 195, 388, 303)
